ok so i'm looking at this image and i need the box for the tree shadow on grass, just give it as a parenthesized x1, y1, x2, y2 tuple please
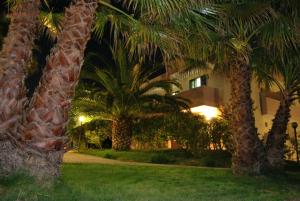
(0, 172, 98, 201)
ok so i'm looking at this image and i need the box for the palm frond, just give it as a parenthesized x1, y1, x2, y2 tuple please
(122, 0, 211, 19)
(39, 10, 63, 38)
(219, 1, 276, 31)
(75, 42, 190, 122)
(139, 79, 182, 96)
(258, 14, 299, 58)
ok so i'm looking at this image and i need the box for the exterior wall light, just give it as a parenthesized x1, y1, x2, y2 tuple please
(190, 105, 221, 120)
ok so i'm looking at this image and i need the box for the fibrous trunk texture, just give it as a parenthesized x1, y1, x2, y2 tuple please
(0, 137, 25, 176)
(112, 119, 132, 151)
(266, 96, 292, 171)
(19, 0, 98, 179)
(0, 0, 40, 174)
(229, 57, 265, 175)
(0, 0, 40, 134)
(0, 136, 64, 181)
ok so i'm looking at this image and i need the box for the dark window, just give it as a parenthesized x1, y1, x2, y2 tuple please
(189, 75, 208, 89)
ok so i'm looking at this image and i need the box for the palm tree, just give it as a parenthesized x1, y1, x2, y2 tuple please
(255, 51, 300, 171)
(0, 0, 201, 179)
(266, 58, 300, 171)
(0, 0, 41, 132)
(15, 0, 98, 179)
(0, 0, 41, 175)
(73, 45, 189, 150)
(186, 0, 299, 175)
(224, 0, 299, 174)
(252, 0, 300, 171)
(187, 1, 275, 175)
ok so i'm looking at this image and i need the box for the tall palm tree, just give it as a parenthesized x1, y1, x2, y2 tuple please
(255, 51, 300, 171)
(266, 57, 300, 171)
(186, 0, 299, 175)
(0, 0, 41, 133)
(0, 0, 41, 176)
(224, 0, 299, 174)
(73, 45, 189, 150)
(187, 1, 275, 175)
(253, 0, 300, 171)
(0, 0, 202, 179)
(15, 0, 98, 179)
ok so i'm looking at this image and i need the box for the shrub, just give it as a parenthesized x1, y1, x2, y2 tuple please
(133, 112, 233, 156)
(133, 117, 168, 149)
(198, 151, 232, 167)
(163, 112, 210, 155)
(103, 153, 117, 159)
(150, 154, 171, 164)
(209, 118, 233, 152)
(67, 119, 112, 149)
(163, 113, 232, 155)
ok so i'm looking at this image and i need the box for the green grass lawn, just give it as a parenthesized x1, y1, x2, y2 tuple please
(81, 149, 232, 167)
(1, 163, 300, 201)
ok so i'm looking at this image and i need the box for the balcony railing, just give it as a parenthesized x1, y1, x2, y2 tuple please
(177, 86, 221, 108)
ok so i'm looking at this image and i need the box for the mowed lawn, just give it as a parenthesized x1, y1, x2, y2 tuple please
(81, 149, 232, 167)
(1, 163, 300, 201)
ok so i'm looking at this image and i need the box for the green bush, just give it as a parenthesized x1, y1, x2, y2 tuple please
(133, 117, 168, 149)
(198, 151, 232, 167)
(103, 153, 117, 159)
(133, 112, 233, 156)
(150, 154, 171, 164)
(209, 118, 233, 153)
(164, 113, 233, 156)
(165, 113, 210, 154)
(67, 119, 112, 148)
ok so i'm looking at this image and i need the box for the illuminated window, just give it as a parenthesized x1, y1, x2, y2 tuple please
(189, 75, 208, 89)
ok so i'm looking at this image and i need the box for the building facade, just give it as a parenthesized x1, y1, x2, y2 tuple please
(156, 65, 300, 160)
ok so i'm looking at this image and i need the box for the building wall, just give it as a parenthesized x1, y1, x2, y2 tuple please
(167, 67, 300, 145)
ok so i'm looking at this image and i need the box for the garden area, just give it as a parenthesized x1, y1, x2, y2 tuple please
(1, 164, 300, 201)
(1, 0, 300, 201)
(80, 149, 232, 167)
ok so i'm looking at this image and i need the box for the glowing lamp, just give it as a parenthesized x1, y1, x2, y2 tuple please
(190, 105, 221, 120)
(78, 116, 86, 123)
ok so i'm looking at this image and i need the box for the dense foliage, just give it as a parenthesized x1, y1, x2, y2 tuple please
(134, 112, 232, 155)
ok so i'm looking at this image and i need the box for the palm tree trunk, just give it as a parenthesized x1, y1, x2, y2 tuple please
(229, 57, 265, 175)
(0, 0, 40, 175)
(19, 0, 98, 179)
(0, 0, 40, 134)
(266, 95, 292, 171)
(112, 118, 132, 151)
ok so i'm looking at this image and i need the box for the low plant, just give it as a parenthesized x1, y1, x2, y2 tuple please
(150, 154, 172, 164)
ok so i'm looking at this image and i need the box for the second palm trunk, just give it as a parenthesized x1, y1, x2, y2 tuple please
(266, 97, 292, 171)
(112, 118, 132, 151)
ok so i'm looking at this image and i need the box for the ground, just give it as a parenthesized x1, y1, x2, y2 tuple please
(0, 152, 300, 201)
(79, 149, 232, 167)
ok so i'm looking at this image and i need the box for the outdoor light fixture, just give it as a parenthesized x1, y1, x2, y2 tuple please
(79, 116, 86, 123)
(190, 105, 221, 120)
(77, 115, 87, 150)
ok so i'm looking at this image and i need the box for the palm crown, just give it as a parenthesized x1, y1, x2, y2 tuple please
(73, 44, 189, 121)
(72, 43, 189, 150)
